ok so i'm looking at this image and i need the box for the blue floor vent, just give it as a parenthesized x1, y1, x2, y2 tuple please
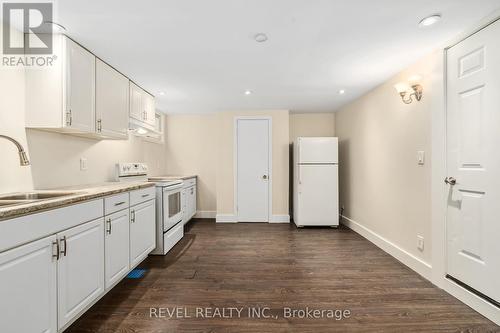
(127, 268, 147, 279)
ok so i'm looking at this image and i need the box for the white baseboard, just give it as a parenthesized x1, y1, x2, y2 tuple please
(215, 214, 237, 223)
(215, 214, 290, 223)
(194, 210, 216, 219)
(341, 215, 432, 281)
(269, 214, 290, 223)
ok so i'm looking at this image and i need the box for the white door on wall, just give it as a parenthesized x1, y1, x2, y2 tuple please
(236, 118, 271, 222)
(446, 19, 500, 304)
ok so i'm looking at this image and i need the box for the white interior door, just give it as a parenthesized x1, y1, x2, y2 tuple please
(446, 19, 500, 304)
(236, 118, 270, 222)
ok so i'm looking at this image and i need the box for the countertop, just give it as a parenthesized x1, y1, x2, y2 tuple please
(0, 181, 155, 221)
(148, 175, 197, 181)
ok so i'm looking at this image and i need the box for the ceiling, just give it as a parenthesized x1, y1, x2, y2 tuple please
(55, 0, 500, 114)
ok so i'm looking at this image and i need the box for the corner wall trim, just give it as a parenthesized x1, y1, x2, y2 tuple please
(194, 211, 216, 219)
(269, 214, 290, 223)
(215, 214, 237, 223)
(341, 215, 432, 281)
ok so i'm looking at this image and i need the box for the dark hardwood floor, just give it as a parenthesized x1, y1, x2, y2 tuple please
(67, 219, 500, 332)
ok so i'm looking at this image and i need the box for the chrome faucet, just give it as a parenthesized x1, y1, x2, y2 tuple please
(0, 135, 30, 166)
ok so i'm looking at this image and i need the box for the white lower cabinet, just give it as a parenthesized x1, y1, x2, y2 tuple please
(0, 235, 57, 333)
(130, 200, 156, 267)
(105, 209, 130, 289)
(57, 218, 105, 329)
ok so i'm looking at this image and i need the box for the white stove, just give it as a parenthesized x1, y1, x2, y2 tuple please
(115, 163, 184, 256)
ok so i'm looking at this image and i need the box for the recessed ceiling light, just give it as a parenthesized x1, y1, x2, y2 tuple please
(159, 91, 165, 96)
(338, 89, 346, 95)
(244, 90, 252, 95)
(254, 33, 268, 43)
(419, 14, 441, 27)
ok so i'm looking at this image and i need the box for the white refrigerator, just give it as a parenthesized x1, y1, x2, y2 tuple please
(293, 137, 339, 227)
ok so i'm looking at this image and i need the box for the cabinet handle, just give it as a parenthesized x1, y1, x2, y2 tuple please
(131, 210, 135, 223)
(141, 194, 150, 198)
(66, 109, 72, 126)
(60, 236, 67, 257)
(52, 240, 60, 260)
(114, 201, 126, 206)
(106, 218, 112, 234)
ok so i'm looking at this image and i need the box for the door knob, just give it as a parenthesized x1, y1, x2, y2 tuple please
(262, 175, 268, 180)
(444, 177, 457, 185)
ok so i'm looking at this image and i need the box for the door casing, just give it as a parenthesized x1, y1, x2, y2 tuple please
(432, 12, 500, 325)
(234, 116, 273, 222)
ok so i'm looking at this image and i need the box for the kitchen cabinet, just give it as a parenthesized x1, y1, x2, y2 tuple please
(104, 209, 130, 289)
(96, 59, 130, 139)
(57, 219, 105, 329)
(0, 235, 57, 333)
(25, 34, 153, 141)
(182, 178, 197, 224)
(26, 35, 96, 134)
(130, 199, 156, 267)
(129, 81, 156, 131)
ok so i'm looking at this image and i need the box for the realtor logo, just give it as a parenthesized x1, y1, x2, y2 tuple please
(2, 2, 53, 54)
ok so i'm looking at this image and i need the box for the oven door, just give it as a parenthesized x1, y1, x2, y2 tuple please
(163, 185, 183, 231)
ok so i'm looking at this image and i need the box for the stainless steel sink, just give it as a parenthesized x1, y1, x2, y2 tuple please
(0, 192, 83, 207)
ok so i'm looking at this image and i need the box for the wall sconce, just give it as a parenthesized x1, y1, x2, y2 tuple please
(394, 76, 423, 104)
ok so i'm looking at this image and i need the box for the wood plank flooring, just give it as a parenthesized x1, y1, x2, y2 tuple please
(66, 219, 500, 332)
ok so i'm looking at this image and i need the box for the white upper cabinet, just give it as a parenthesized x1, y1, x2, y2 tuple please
(96, 59, 129, 139)
(66, 38, 96, 132)
(26, 35, 96, 134)
(25, 35, 154, 141)
(129, 81, 156, 130)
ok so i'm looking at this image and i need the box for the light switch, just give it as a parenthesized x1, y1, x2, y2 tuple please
(417, 151, 425, 165)
(417, 235, 424, 251)
(80, 158, 88, 171)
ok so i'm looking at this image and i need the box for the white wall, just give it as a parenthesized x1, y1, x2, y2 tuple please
(164, 114, 217, 213)
(0, 22, 33, 192)
(335, 51, 443, 265)
(289, 113, 336, 143)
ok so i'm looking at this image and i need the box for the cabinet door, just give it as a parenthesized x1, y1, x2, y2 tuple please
(181, 188, 187, 224)
(65, 37, 96, 132)
(130, 200, 156, 267)
(190, 185, 197, 218)
(143, 92, 156, 127)
(58, 219, 104, 329)
(105, 210, 130, 290)
(96, 59, 129, 138)
(129, 82, 143, 122)
(0, 235, 57, 333)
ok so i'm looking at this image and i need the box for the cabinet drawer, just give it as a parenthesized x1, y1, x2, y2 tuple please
(163, 222, 183, 254)
(183, 178, 196, 188)
(104, 193, 129, 215)
(130, 187, 155, 206)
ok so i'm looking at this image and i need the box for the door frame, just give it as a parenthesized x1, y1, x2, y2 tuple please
(432, 12, 500, 324)
(234, 116, 273, 222)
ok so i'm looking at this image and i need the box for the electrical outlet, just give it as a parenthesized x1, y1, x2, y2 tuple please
(417, 151, 425, 165)
(417, 235, 424, 251)
(80, 158, 88, 171)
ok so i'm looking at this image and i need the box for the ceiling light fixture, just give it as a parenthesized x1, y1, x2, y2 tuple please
(159, 91, 165, 96)
(338, 89, 346, 95)
(418, 14, 441, 27)
(254, 33, 268, 43)
(244, 90, 252, 95)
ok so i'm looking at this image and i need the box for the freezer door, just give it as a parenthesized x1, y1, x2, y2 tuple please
(297, 137, 338, 164)
(295, 164, 338, 226)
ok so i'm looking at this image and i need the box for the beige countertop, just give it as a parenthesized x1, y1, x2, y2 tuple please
(148, 175, 197, 181)
(0, 181, 155, 222)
